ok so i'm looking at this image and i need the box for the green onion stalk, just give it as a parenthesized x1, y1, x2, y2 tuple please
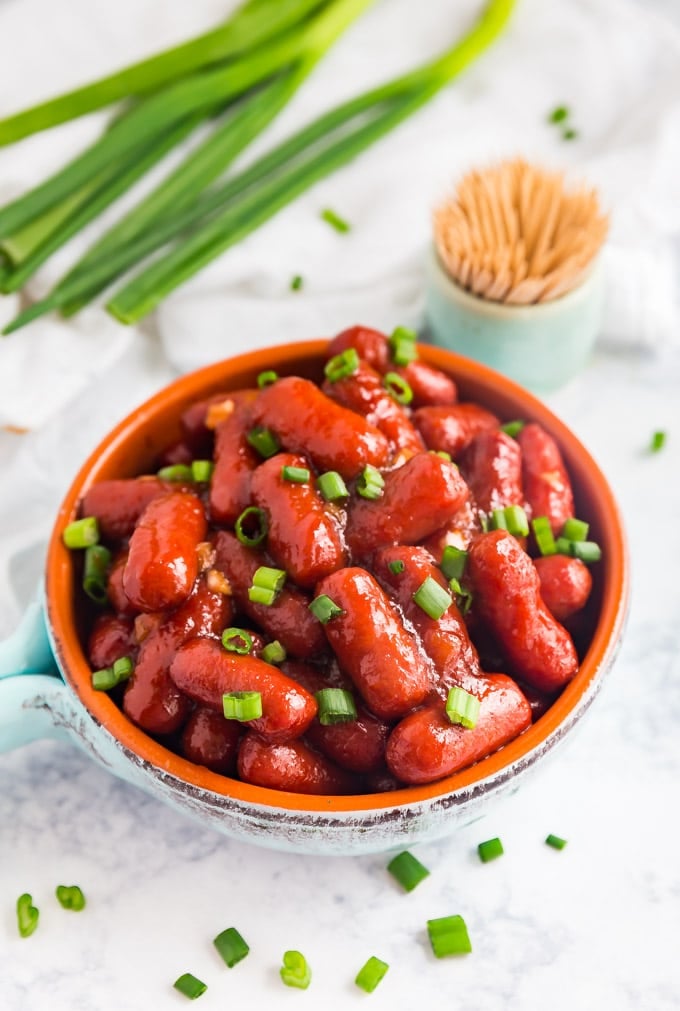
(2, 0, 516, 334)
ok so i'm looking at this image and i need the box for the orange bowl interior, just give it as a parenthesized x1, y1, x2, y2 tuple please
(46, 340, 629, 813)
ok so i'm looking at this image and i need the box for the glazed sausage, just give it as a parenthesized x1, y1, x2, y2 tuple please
(180, 707, 242, 775)
(249, 453, 346, 588)
(106, 552, 136, 616)
(314, 567, 432, 720)
(87, 613, 136, 671)
(345, 452, 468, 558)
(460, 429, 524, 514)
(123, 491, 207, 612)
(237, 734, 356, 794)
(396, 361, 457, 407)
(413, 404, 499, 459)
(467, 530, 579, 692)
(534, 554, 592, 622)
(518, 423, 574, 535)
(81, 477, 171, 542)
(180, 388, 257, 455)
(212, 531, 327, 659)
(169, 638, 317, 743)
(385, 674, 532, 785)
(326, 325, 391, 371)
(208, 395, 260, 525)
(251, 376, 390, 479)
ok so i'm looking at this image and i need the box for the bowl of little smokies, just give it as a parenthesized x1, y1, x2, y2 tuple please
(43, 326, 629, 855)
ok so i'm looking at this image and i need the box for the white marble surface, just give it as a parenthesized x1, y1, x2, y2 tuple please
(2, 0, 680, 1008)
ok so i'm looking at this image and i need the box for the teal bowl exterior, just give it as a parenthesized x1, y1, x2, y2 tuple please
(425, 247, 605, 394)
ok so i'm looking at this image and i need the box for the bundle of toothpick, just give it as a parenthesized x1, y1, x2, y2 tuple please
(433, 158, 608, 304)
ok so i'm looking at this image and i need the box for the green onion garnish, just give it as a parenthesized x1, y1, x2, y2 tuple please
(548, 105, 569, 123)
(246, 425, 280, 459)
(281, 465, 310, 484)
(650, 430, 667, 453)
(500, 419, 525, 438)
(490, 507, 507, 531)
(55, 885, 86, 911)
(388, 559, 405, 575)
(490, 505, 529, 536)
(324, 347, 359, 383)
(16, 893, 39, 938)
(63, 516, 100, 549)
(315, 687, 357, 726)
(82, 544, 112, 605)
(427, 915, 472, 957)
(387, 851, 430, 892)
(222, 628, 253, 655)
(234, 506, 268, 547)
(317, 470, 349, 502)
(431, 449, 452, 461)
(545, 834, 568, 850)
(562, 127, 578, 140)
(173, 973, 207, 1000)
(248, 566, 286, 608)
(290, 275, 304, 292)
(355, 956, 389, 994)
(388, 326, 418, 366)
(449, 577, 473, 615)
(555, 538, 602, 564)
(531, 516, 557, 556)
(383, 371, 413, 405)
(113, 656, 134, 682)
(248, 586, 276, 606)
(562, 517, 589, 542)
(222, 691, 262, 722)
(213, 927, 250, 968)
(280, 950, 311, 990)
(309, 594, 344, 624)
(477, 837, 504, 863)
(191, 459, 214, 483)
(92, 656, 133, 692)
(412, 576, 452, 620)
(445, 686, 480, 729)
(440, 545, 467, 582)
(356, 463, 385, 500)
(321, 207, 350, 233)
(257, 369, 279, 388)
(157, 463, 193, 482)
(261, 640, 286, 665)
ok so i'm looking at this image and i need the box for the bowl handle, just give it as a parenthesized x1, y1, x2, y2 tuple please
(0, 598, 72, 752)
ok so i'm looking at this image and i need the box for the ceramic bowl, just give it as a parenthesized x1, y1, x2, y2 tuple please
(0, 340, 629, 856)
(425, 246, 605, 394)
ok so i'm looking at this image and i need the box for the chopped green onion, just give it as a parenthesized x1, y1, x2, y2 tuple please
(545, 833, 568, 850)
(309, 594, 344, 624)
(383, 371, 413, 405)
(440, 545, 467, 582)
(449, 577, 473, 615)
(650, 430, 667, 453)
(112, 656, 133, 682)
(290, 275, 303, 292)
(356, 463, 385, 500)
(63, 516, 99, 549)
(477, 837, 504, 863)
(555, 538, 602, 564)
(280, 950, 311, 990)
(412, 576, 452, 620)
(250, 566, 287, 605)
(321, 207, 350, 233)
(504, 505, 529, 537)
(548, 105, 569, 123)
(315, 687, 357, 726)
(16, 893, 39, 938)
(531, 516, 557, 556)
(479, 513, 489, 533)
(427, 915, 472, 957)
(261, 640, 286, 665)
(317, 470, 349, 502)
(214, 926, 250, 968)
(355, 956, 389, 993)
(248, 586, 276, 606)
(445, 686, 480, 729)
(388, 326, 418, 366)
(235, 506, 268, 547)
(387, 850, 430, 892)
(157, 463, 193, 482)
(562, 518, 589, 542)
(55, 884, 86, 911)
(222, 628, 253, 655)
(222, 691, 262, 722)
(281, 464, 310, 483)
(246, 425, 280, 459)
(431, 449, 452, 461)
(91, 667, 118, 691)
(173, 973, 207, 1000)
(257, 369, 279, 388)
(324, 347, 359, 382)
(500, 419, 525, 438)
(490, 507, 507, 531)
(562, 127, 578, 141)
(388, 559, 405, 576)
(191, 459, 214, 483)
(83, 543, 112, 604)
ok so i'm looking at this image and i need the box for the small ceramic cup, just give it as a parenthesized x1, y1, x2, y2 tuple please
(425, 246, 605, 394)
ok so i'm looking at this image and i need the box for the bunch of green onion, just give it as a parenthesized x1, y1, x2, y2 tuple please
(0, 0, 516, 334)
